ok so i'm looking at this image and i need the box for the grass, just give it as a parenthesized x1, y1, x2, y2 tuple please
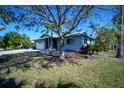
(0, 50, 124, 88)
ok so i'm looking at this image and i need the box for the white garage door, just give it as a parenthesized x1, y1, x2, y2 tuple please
(36, 42, 45, 50)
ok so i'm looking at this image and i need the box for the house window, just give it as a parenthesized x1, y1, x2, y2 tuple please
(66, 39, 73, 45)
(84, 38, 87, 44)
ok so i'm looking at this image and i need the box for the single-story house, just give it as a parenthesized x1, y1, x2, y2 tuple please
(33, 32, 95, 51)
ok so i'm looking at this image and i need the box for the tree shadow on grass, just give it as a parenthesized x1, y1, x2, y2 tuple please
(15, 61, 31, 72)
(0, 78, 24, 88)
(0, 56, 11, 63)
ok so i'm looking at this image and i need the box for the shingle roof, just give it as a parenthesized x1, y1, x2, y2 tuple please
(33, 32, 95, 41)
(65, 32, 88, 37)
(65, 32, 95, 40)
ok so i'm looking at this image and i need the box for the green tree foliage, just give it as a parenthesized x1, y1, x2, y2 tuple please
(0, 6, 14, 24)
(94, 27, 116, 52)
(2, 32, 31, 50)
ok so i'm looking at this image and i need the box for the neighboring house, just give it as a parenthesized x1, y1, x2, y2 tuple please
(33, 32, 95, 51)
(110, 44, 117, 50)
(109, 38, 124, 50)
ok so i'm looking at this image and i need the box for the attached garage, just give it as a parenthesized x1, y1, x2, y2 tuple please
(35, 40, 45, 50)
(34, 36, 58, 51)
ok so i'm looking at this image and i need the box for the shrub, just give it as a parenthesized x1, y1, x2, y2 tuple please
(93, 41, 110, 52)
(93, 42, 103, 52)
(80, 44, 94, 55)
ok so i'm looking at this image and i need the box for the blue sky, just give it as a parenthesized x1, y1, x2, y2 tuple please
(0, 6, 115, 40)
(0, 22, 44, 40)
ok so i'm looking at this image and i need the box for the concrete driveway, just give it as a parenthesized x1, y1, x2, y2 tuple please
(0, 49, 41, 56)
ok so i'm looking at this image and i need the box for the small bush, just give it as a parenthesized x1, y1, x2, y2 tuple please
(93, 42, 110, 52)
(93, 43, 103, 52)
(80, 44, 94, 55)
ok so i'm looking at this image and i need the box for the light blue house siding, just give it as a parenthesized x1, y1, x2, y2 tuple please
(34, 32, 95, 51)
(57, 36, 92, 51)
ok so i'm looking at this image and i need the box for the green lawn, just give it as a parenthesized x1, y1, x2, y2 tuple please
(0, 51, 124, 88)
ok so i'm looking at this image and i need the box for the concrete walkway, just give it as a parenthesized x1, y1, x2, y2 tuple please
(0, 49, 41, 56)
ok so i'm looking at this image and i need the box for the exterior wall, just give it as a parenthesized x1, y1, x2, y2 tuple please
(57, 36, 83, 51)
(57, 36, 94, 51)
(56, 39, 60, 50)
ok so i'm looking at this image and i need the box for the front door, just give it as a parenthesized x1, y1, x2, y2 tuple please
(52, 38, 57, 49)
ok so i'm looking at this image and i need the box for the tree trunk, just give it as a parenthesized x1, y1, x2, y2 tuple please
(116, 34, 123, 58)
(116, 6, 123, 58)
(59, 39, 65, 61)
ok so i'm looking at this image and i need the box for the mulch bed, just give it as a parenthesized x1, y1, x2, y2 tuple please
(42, 51, 95, 64)
(49, 51, 95, 59)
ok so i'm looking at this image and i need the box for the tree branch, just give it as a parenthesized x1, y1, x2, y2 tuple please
(46, 5, 63, 39)
(64, 6, 94, 36)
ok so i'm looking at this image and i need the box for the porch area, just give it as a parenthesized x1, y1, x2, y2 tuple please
(45, 38, 57, 50)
